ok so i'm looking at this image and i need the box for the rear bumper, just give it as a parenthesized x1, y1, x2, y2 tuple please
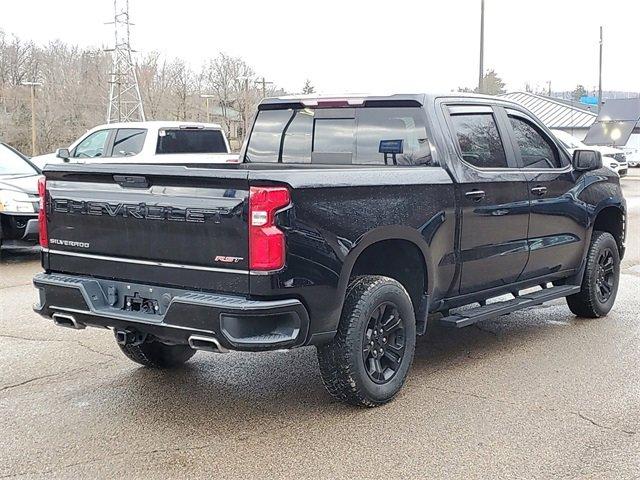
(33, 272, 310, 351)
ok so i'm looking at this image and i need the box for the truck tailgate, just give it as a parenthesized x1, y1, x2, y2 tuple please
(43, 165, 250, 294)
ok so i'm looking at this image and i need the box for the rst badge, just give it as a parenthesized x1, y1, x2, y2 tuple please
(214, 255, 243, 264)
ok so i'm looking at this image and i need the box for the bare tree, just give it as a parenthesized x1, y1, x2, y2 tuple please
(0, 31, 285, 153)
(202, 53, 258, 137)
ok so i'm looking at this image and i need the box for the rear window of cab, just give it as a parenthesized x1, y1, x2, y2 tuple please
(245, 107, 435, 166)
(157, 129, 227, 154)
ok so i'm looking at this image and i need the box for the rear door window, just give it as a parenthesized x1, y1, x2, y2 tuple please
(156, 129, 227, 154)
(112, 128, 147, 157)
(449, 113, 508, 169)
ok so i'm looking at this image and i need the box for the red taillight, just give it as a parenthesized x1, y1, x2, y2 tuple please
(249, 186, 290, 271)
(37, 176, 48, 248)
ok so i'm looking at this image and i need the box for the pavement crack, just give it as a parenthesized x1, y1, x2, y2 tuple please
(0, 361, 112, 395)
(424, 385, 636, 437)
(572, 411, 636, 436)
(0, 443, 215, 478)
(0, 372, 62, 393)
(0, 334, 118, 359)
(0, 421, 293, 478)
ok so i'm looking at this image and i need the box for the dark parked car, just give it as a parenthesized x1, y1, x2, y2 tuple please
(0, 143, 41, 251)
(33, 94, 626, 406)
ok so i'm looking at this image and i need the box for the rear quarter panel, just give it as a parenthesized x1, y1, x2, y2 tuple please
(248, 167, 456, 337)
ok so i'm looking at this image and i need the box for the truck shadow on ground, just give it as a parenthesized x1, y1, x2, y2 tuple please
(101, 305, 580, 425)
(0, 247, 39, 264)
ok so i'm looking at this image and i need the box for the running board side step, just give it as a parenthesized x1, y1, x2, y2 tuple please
(439, 285, 581, 328)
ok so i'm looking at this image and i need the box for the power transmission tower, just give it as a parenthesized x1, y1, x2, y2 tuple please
(105, 0, 145, 123)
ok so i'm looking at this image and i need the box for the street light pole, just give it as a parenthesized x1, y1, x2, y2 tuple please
(21, 81, 43, 156)
(478, 0, 485, 93)
(598, 25, 603, 111)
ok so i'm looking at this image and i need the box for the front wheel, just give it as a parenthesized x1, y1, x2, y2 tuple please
(317, 275, 416, 407)
(567, 231, 620, 318)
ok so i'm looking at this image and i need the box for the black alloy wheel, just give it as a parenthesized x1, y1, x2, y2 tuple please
(595, 248, 615, 303)
(363, 302, 406, 384)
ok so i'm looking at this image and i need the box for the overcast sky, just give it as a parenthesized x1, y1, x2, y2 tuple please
(2, 0, 639, 95)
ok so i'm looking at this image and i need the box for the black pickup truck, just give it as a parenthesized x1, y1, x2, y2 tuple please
(33, 94, 626, 406)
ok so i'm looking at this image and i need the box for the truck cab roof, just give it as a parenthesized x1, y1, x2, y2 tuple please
(259, 92, 520, 109)
(83, 120, 224, 133)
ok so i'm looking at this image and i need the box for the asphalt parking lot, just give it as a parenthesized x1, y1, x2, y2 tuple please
(1, 173, 639, 479)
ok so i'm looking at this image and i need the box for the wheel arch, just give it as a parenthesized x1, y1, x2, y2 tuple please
(592, 204, 625, 258)
(337, 227, 432, 315)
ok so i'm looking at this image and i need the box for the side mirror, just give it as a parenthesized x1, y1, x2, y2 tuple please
(572, 149, 602, 172)
(55, 148, 70, 160)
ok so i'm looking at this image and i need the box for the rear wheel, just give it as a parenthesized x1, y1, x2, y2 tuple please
(117, 335, 196, 368)
(567, 231, 620, 318)
(317, 275, 416, 407)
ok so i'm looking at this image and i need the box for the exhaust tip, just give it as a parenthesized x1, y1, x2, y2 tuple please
(52, 313, 85, 330)
(188, 335, 229, 354)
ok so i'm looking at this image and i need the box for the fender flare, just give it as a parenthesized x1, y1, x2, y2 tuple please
(335, 225, 433, 304)
(587, 199, 625, 238)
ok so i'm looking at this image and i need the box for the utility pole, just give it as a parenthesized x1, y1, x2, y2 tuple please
(255, 76, 273, 99)
(598, 25, 603, 111)
(478, 0, 485, 93)
(243, 78, 249, 138)
(105, 0, 145, 123)
(200, 94, 215, 123)
(21, 81, 42, 156)
(238, 75, 254, 141)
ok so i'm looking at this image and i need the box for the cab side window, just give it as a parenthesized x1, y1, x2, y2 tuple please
(508, 116, 563, 169)
(112, 128, 146, 157)
(72, 130, 111, 158)
(450, 113, 508, 169)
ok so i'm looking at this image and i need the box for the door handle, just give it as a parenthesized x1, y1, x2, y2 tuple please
(465, 189, 486, 201)
(531, 186, 547, 196)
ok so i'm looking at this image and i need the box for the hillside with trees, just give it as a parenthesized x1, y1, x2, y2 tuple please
(0, 30, 287, 154)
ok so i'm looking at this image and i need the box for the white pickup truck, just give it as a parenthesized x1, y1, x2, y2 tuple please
(551, 129, 628, 177)
(30, 121, 238, 169)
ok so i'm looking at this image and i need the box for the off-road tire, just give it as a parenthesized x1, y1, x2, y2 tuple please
(117, 337, 196, 368)
(567, 231, 620, 318)
(317, 275, 416, 407)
